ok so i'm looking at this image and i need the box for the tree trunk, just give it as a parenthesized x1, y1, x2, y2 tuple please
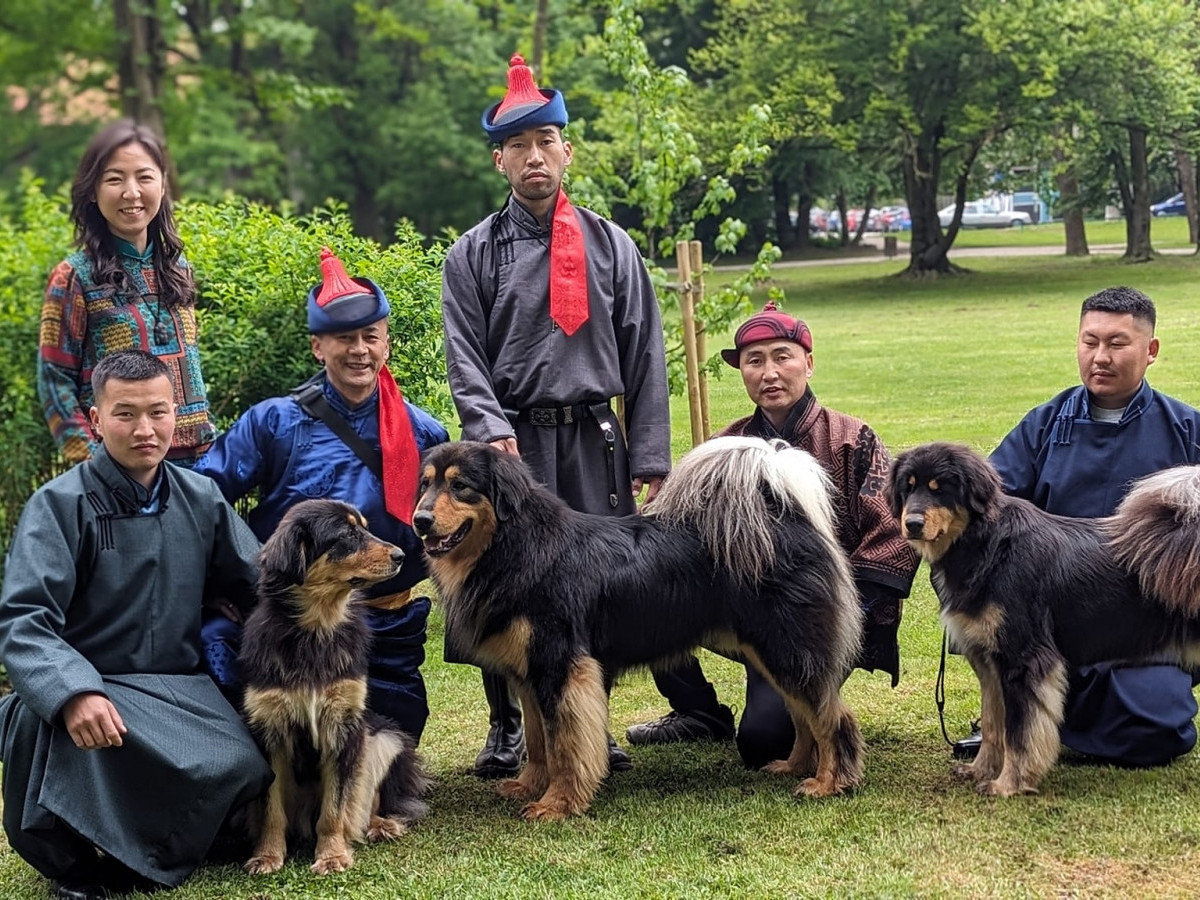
(772, 176, 796, 251)
(113, 0, 176, 191)
(1123, 126, 1153, 262)
(532, 0, 550, 74)
(1056, 170, 1090, 256)
(835, 187, 849, 247)
(1172, 140, 1198, 244)
(850, 184, 876, 247)
(795, 192, 812, 252)
(901, 130, 975, 276)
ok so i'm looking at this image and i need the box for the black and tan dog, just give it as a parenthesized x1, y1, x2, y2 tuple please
(239, 499, 428, 874)
(888, 442, 1200, 796)
(413, 436, 865, 821)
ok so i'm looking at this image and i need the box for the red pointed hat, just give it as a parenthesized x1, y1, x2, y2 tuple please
(306, 247, 389, 334)
(721, 301, 813, 367)
(482, 54, 568, 143)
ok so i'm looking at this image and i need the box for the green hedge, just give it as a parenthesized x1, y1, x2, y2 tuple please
(0, 175, 453, 554)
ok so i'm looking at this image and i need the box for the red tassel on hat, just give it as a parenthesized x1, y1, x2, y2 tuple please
(550, 188, 589, 335)
(377, 366, 419, 526)
(316, 246, 368, 307)
(493, 54, 550, 127)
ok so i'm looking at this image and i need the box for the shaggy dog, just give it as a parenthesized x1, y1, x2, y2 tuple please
(888, 442, 1200, 796)
(412, 436, 865, 821)
(239, 499, 428, 874)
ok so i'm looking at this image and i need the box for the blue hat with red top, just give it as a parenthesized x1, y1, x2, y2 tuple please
(306, 247, 389, 334)
(482, 54, 568, 144)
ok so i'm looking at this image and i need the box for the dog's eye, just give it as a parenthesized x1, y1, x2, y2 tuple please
(451, 479, 470, 493)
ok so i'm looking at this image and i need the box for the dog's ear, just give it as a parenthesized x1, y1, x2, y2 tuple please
(260, 517, 314, 586)
(490, 450, 532, 522)
(964, 449, 1003, 518)
(885, 453, 908, 519)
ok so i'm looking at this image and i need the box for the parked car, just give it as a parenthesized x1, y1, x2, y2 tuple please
(1151, 192, 1186, 217)
(877, 205, 912, 231)
(938, 201, 1032, 229)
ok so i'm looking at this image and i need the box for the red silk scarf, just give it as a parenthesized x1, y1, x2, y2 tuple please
(550, 188, 589, 335)
(377, 366, 419, 525)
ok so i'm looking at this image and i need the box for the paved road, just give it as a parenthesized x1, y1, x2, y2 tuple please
(716, 239, 1198, 270)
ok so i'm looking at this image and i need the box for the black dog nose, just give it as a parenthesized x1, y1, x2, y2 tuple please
(904, 515, 924, 537)
(390, 546, 405, 565)
(412, 510, 434, 535)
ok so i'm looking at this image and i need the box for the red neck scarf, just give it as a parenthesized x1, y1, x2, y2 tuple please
(377, 367, 419, 525)
(549, 188, 589, 335)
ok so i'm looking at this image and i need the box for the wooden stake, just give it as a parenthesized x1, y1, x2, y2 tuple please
(676, 241, 704, 447)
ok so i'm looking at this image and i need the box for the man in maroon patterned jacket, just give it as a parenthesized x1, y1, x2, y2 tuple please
(627, 303, 920, 768)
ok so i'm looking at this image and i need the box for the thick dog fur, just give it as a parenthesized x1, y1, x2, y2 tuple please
(888, 442, 1200, 797)
(413, 436, 865, 821)
(239, 499, 428, 874)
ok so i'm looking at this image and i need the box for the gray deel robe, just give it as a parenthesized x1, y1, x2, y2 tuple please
(441, 197, 672, 491)
(0, 447, 272, 887)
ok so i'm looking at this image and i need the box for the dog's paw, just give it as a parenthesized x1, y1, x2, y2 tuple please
(367, 815, 407, 842)
(761, 759, 797, 777)
(519, 801, 569, 822)
(312, 850, 354, 874)
(243, 854, 285, 875)
(793, 776, 839, 799)
(950, 762, 982, 782)
(497, 778, 538, 801)
(976, 778, 1035, 798)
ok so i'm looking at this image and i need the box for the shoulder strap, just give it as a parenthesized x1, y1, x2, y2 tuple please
(291, 376, 383, 481)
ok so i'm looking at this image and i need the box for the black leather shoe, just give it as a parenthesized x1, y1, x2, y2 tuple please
(607, 734, 633, 773)
(55, 882, 111, 900)
(475, 671, 526, 779)
(626, 705, 736, 745)
(474, 721, 526, 778)
(952, 721, 983, 760)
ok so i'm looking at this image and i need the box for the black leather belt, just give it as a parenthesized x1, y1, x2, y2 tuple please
(514, 403, 590, 426)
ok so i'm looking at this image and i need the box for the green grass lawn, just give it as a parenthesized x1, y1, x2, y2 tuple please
(3, 254, 1200, 898)
(893, 215, 1194, 250)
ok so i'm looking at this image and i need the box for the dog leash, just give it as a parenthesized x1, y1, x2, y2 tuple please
(935, 629, 955, 748)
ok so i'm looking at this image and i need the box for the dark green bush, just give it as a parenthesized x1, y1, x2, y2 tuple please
(0, 177, 452, 562)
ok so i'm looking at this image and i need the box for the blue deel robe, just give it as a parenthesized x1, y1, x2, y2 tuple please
(990, 379, 1200, 766)
(194, 372, 450, 741)
(0, 447, 272, 887)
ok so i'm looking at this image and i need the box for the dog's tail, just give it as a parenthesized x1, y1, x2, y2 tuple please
(1105, 464, 1200, 618)
(651, 435, 843, 584)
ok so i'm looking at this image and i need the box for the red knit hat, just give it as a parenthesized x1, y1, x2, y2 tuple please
(721, 301, 813, 367)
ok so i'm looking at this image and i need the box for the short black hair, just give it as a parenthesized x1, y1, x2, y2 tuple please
(92, 350, 173, 402)
(1080, 286, 1156, 331)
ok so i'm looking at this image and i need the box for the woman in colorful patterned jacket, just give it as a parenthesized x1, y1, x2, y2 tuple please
(37, 119, 216, 466)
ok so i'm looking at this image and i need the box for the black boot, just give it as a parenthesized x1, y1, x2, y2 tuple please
(474, 671, 525, 779)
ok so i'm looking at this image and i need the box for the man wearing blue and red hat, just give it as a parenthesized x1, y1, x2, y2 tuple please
(196, 248, 449, 743)
(627, 303, 919, 770)
(442, 55, 671, 779)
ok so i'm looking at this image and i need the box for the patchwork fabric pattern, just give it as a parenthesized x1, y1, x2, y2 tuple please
(38, 249, 216, 462)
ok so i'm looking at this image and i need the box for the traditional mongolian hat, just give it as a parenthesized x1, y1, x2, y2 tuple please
(721, 301, 813, 367)
(306, 247, 390, 334)
(482, 53, 569, 144)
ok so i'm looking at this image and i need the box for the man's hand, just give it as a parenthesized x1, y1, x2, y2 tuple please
(490, 437, 520, 456)
(63, 692, 127, 750)
(206, 596, 244, 625)
(633, 475, 665, 508)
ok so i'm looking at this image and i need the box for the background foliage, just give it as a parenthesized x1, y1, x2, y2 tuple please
(0, 178, 451, 550)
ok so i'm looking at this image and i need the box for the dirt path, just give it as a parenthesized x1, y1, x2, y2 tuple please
(715, 240, 1197, 271)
